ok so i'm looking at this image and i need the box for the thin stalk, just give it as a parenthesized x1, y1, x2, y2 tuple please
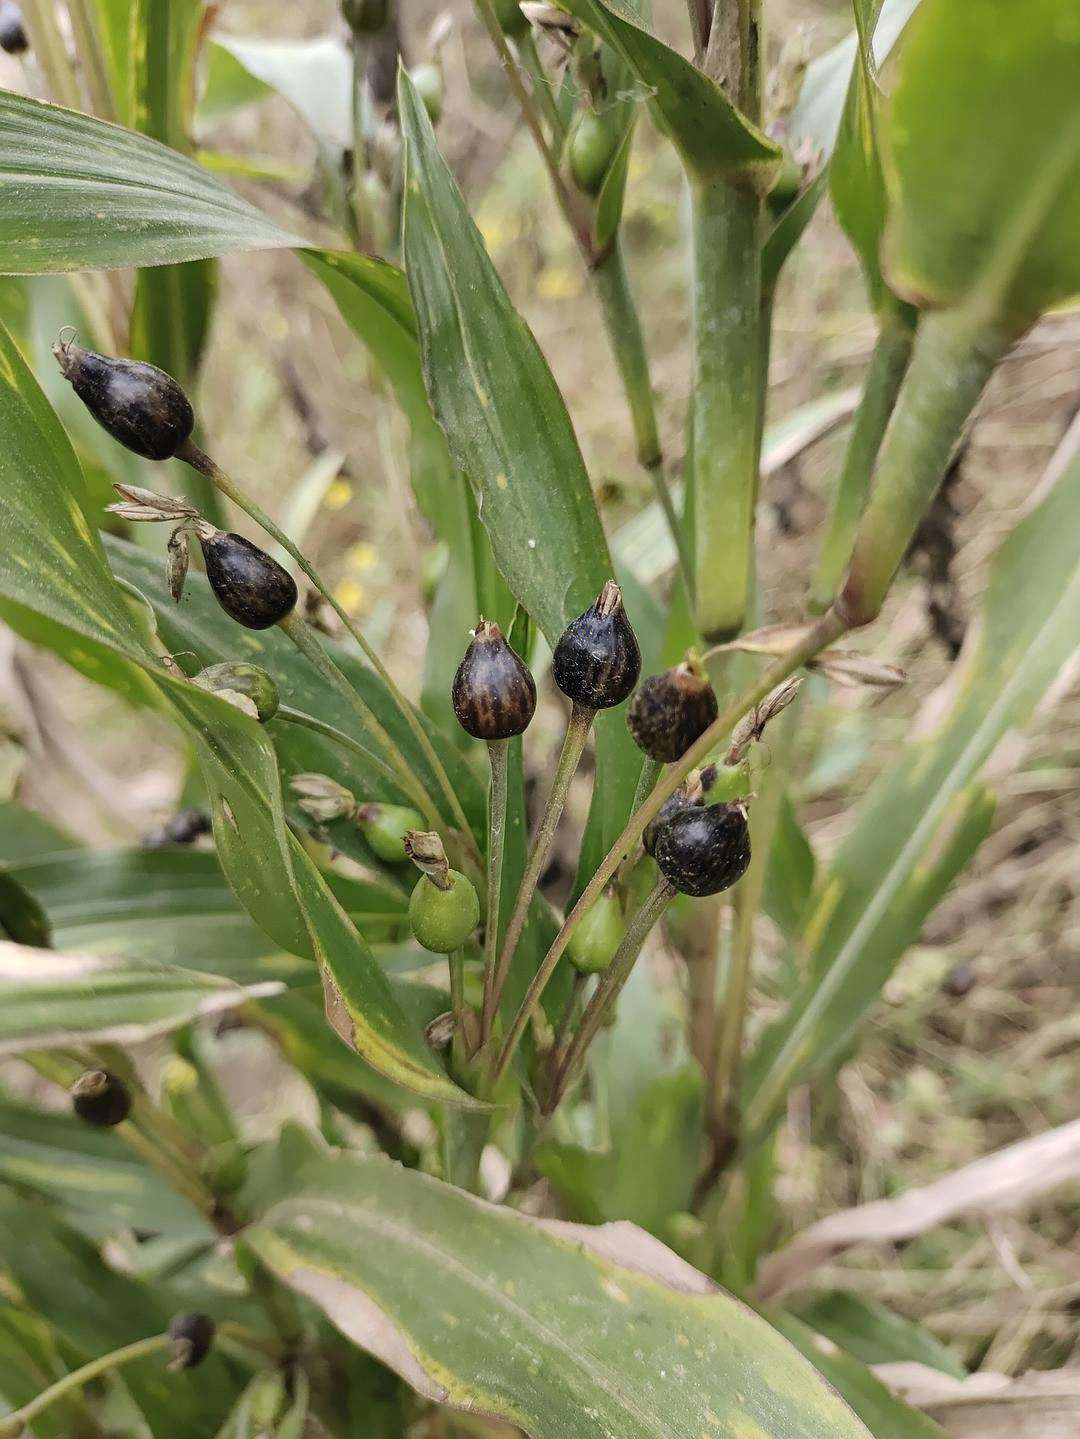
(592, 242, 688, 586)
(179, 442, 476, 854)
(275, 705, 409, 795)
(838, 308, 1015, 628)
(614, 755, 662, 886)
(517, 29, 565, 143)
(470, 0, 595, 255)
(546, 878, 675, 1110)
(120, 1123, 224, 1224)
(64, 0, 114, 119)
(485, 702, 595, 1046)
(488, 608, 846, 1088)
(690, 176, 763, 640)
(448, 947, 466, 1020)
(278, 611, 441, 831)
(811, 306, 916, 610)
(712, 720, 790, 1166)
(685, 893, 721, 1118)
(22, 0, 83, 110)
(480, 739, 510, 1042)
(0, 1333, 173, 1436)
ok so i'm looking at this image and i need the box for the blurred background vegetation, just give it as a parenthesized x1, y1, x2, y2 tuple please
(2, 0, 1079, 1388)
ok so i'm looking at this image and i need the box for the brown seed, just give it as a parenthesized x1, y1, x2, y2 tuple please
(452, 620, 536, 740)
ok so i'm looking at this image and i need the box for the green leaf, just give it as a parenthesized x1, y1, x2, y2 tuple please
(9, 846, 401, 981)
(0, 939, 281, 1054)
(762, 794, 815, 939)
(0, 321, 470, 1105)
(881, 0, 1080, 320)
(399, 71, 612, 650)
(0, 1096, 206, 1240)
(246, 1151, 871, 1438)
(537, 961, 703, 1232)
(0, 802, 75, 864)
(0, 867, 51, 947)
(555, 0, 780, 183)
(746, 437, 1080, 1138)
(789, 1292, 965, 1378)
(772, 1313, 947, 1439)
(0, 90, 301, 272)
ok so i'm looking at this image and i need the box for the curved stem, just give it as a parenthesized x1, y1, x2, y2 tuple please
(811, 307, 916, 610)
(517, 29, 565, 143)
(0, 1334, 173, 1436)
(480, 739, 510, 1043)
(485, 703, 595, 1052)
(592, 244, 689, 585)
(489, 610, 847, 1087)
(278, 612, 440, 829)
(546, 878, 675, 1111)
(179, 442, 476, 853)
(275, 705, 408, 795)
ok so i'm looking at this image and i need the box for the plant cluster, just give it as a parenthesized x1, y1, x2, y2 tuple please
(0, 0, 1078, 1436)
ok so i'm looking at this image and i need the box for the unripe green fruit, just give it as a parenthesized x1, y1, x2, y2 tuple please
(410, 63, 444, 125)
(409, 871, 479, 953)
(193, 661, 279, 721)
(567, 890, 624, 974)
(357, 803, 424, 863)
(569, 110, 618, 195)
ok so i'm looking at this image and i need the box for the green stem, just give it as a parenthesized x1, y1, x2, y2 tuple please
(480, 739, 510, 1043)
(489, 609, 847, 1087)
(0, 1334, 173, 1436)
(545, 879, 675, 1110)
(592, 242, 689, 585)
(631, 755, 663, 813)
(179, 442, 477, 855)
(65, 0, 114, 119)
(486, 703, 595, 1064)
(275, 705, 408, 796)
(22, 0, 83, 110)
(838, 308, 1016, 628)
(278, 611, 441, 831)
(690, 178, 763, 640)
(517, 30, 565, 143)
(811, 306, 916, 610)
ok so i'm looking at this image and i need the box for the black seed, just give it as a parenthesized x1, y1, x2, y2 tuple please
(452, 620, 536, 740)
(627, 660, 719, 763)
(551, 581, 640, 711)
(71, 1070, 132, 1127)
(53, 341, 194, 461)
(653, 802, 751, 897)
(0, 2, 28, 54)
(643, 774, 706, 857)
(168, 1313, 215, 1369)
(197, 532, 298, 630)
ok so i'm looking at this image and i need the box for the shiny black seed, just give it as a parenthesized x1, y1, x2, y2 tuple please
(642, 776, 704, 857)
(197, 532, 298, 630)
(53, 341, 194, 461)
(627, 661, 718, 763)
(452, 620, 536, 740)
(0, 2, 28, 53)
(71, 1070, 132, 1127)
(653, 802, 751, 897)
(551, 581, 640, 711)
(168, 1313, 215, 1369)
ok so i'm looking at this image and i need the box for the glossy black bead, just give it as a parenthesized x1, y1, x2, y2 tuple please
(653, 801, 751, 897)
(53, 341, 194, 460)
(0, 2, 28, 53)
(168, 1313, 215, 1369)
(642, 785, 700, 858)
(197, 531, 298, 630)
(551, 581, 640, 711)
(452, 620, 536, 740)
(627, 661, 718, 763)
(71, 1069, 132, 1127)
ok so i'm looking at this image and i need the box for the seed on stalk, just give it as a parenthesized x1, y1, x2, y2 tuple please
(167, 1314, 215, 1370)
(356, 802, 424, 863)
(552, 580, 640, 711)
(405, 830, 479, 954)
(195, 527, 298, 631)
(193, 661, 280, 722)
(567, 889, 624, 974)
(53, 334, 195, 461)
(71, 1069, 132, 1127)
(452, 620, 536, 740)
(568, 109, 618, 195)
(627, 653, 718, 763)
(652, 801, 751, 897)
(642, 768, 707, 857)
